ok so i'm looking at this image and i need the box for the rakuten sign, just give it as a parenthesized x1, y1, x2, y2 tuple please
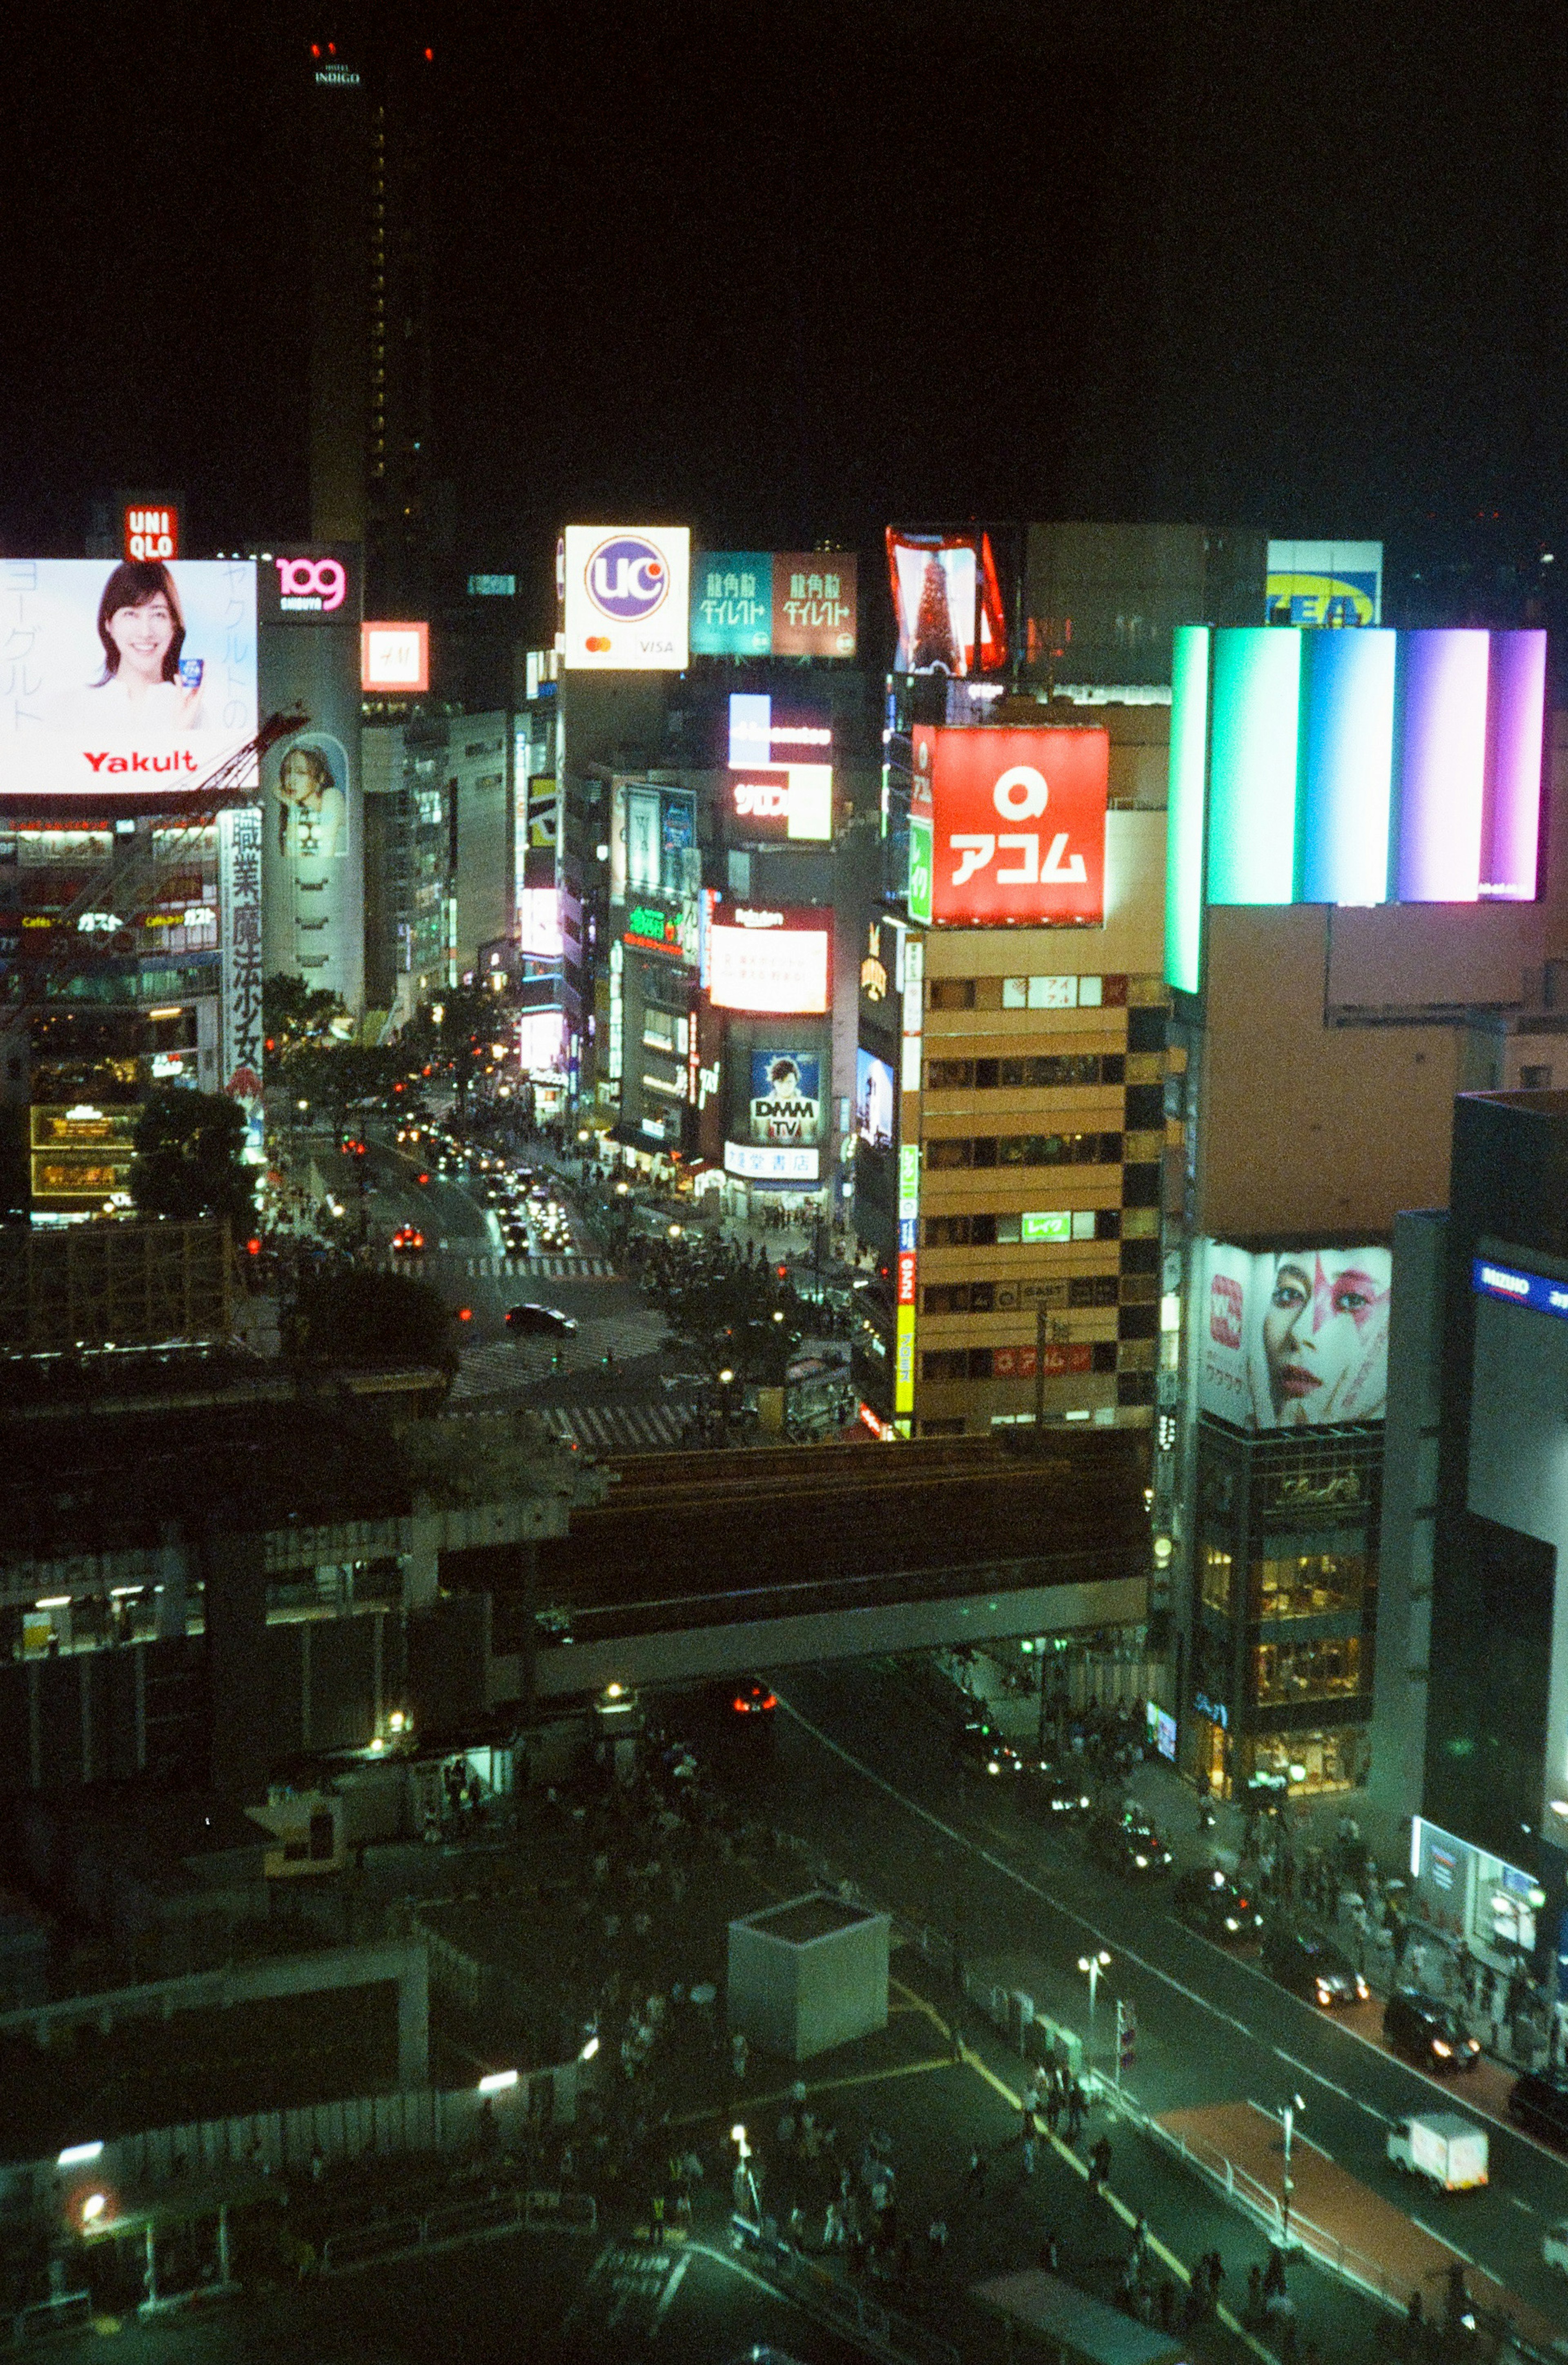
(913, 726, 1108, 926)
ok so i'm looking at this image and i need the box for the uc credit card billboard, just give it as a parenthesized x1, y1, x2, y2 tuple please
(0, 558, 257, 796)
(563, 527, 690, 669)
(913, 725, 1108, 926)
(1197, 1239, 1392, 1430)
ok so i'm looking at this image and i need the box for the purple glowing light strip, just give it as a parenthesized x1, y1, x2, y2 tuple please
(1481, 630, 1546, 900)
(1394, 630, 1491, 903)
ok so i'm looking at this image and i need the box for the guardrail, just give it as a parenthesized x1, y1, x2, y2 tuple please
(1085, 2073, 1408, 2316)
(13, 2289, 93, 2341)
(319, 2184, 595, 2274)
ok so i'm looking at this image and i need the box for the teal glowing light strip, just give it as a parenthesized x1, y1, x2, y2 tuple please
(1165, 625, 1210, 994)
(1206, 629, 1301, 906)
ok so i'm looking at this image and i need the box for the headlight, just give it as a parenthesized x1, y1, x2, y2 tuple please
(1316, 1983, 1332, 2002)
(987, 1761, 1000, 1775)
(1224, 1917, 1239, 1932)
(1355, 1977, 1370, 2000)
(1433, 2040, 1453, 2058)
(1080, 1796, 1090, 1808)
(1135, 1854, 1148, 1868)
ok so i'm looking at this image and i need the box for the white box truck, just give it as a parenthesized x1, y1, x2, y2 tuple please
(1386, 2112, 1488, 2192)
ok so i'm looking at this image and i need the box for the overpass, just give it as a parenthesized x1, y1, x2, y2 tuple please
(477, 1432, 1153, 1700)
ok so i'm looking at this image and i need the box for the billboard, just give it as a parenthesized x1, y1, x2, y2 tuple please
(260, 546, 363, 1008)
(562, 526, 690, 669)
(1165, 625, 1548, 994)
(855, 1046, 895, 1149)
(1266, 540, 1382, 628)
(1196, 1240, 1392, 1430)
(729, 765, 833, 843)
(723, 1140, 820, 1183)
(218, 804, 265, 1157)
(773, 553, 857, 658)
(912, 724, 1108, 926)
(749, 1050, 822, 1145)
(361, 621, 429, 693)
(0, 558, 257, 798)
(691, 552, 773, 656)
(708, 907, 831, 1014)
(691, 553, 858, 659)
(886, 529, 1007, 676)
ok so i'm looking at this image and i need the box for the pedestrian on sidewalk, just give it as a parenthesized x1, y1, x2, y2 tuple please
(1039, 2229, 1060, 2273)
(1022, 2131, 1036, 2176)
(1066, 2081, 1087, 2145)
(1045, 2079, 1063, 2138)
(927, 2216, 948, 2267)
(1262, 2244, 1288, 2301)
(964, 2146, 987, 2197)
(1087, 2135, 1111, 2195)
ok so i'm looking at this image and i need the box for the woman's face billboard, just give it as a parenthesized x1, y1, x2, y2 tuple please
(1198, 1241, 1392, 1429)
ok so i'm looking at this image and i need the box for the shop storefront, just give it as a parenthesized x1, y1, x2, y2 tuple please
(1185, 1419, 1381, 1801)
(1410, 1814, 1553, 1970)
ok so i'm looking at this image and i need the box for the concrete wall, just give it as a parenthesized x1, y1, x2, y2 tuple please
(500, 1572, 1147, 1702)
(1198, 907, 1467, 1238)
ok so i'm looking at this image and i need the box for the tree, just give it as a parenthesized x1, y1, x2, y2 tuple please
(403, 984, 509, 1117)
(287, 1042, 405, 1140)
(262, 973, 347, 1055)
(283, 1268, 459, 1384)
(130, 1088, 257, 1229)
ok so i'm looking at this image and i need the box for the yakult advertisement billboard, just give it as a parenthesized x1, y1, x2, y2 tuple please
(562, 526, 690, 670)
(0, 558, 258, 797)
(1197, 1239, 1393, 1430)
(912, 725, 1108, 926)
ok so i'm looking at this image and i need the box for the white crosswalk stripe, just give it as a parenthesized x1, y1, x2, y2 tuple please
(544, 1402, 687, 1454)
(461, 1254, 617, 1279)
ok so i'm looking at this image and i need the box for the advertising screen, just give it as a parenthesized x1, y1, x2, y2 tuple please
(691, 552, 773, 656)
(708, 908, 831, 1014)
(729, 765, 833, 843)
(855, 1046, 895, 1149)
(562, 526, 690, 670)
(1197, 1239, 1392, 1430)
(913, 725, 1108, 926)
(361, 622, 429, 692)
(0, 559, 257, 798)
(1165, 625, 1546, 992)
(886, 529, 1007, 676)
(749, 1051, 822, 1145)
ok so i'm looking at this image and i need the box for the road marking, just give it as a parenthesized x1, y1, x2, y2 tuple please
(774, 1694, 1568, 2193)
(651, 2249, 689, 2327)
(1411, 2219, 1476, 2263)
(1509, 2193, 1539, 2215)
(962, 2045, 1274, 2363)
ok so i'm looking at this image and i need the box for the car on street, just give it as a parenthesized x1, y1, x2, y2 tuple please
(951, 1717, 1024, 1777)
(1509, 2070, 1568, 2148)
(665, 1676, 778, 1752)
(390, 1225, 425, 1254)
(1383, 1988, 1481, 2073)
(1086, 1808, 1173, 1879)
(504, 1303, 577, 1339)
(1016, 1757, 1093, 1817)
(1261, 1926, 1368, 2008)
(1172, 1865, 1265, 1942)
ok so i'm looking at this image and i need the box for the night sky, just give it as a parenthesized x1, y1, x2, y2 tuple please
(3, 2, 1566, 640)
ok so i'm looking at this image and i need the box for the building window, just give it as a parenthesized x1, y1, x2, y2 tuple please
(920, 1348, 993, 1381)
(1252, 1635, 1362, 1706)
(1250, 1553, 1366, 1620)
(922, 1283, 996, 1314)
(1521, 1064, 1553, 1089)
(930, 979, 976, 1011)
(1202, 1544, 1233, 1615)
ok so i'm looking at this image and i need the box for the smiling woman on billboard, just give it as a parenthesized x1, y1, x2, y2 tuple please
(91, 561, 205, 723)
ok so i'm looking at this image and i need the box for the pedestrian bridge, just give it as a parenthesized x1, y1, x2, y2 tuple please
(474, 1433, 1152, 1700)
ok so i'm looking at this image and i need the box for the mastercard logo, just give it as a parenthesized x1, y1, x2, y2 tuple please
(585, 635, 612, 653)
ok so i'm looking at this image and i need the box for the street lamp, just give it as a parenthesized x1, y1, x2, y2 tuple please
(1078, 1950, 1113, 2041)
(1278, 2092, 1305, 2247)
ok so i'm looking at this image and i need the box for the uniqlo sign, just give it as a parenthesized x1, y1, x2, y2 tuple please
(915, 726, 1109, 925)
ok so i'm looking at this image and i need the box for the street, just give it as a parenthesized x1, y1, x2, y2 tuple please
(757, 1658, 1568, 2336)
